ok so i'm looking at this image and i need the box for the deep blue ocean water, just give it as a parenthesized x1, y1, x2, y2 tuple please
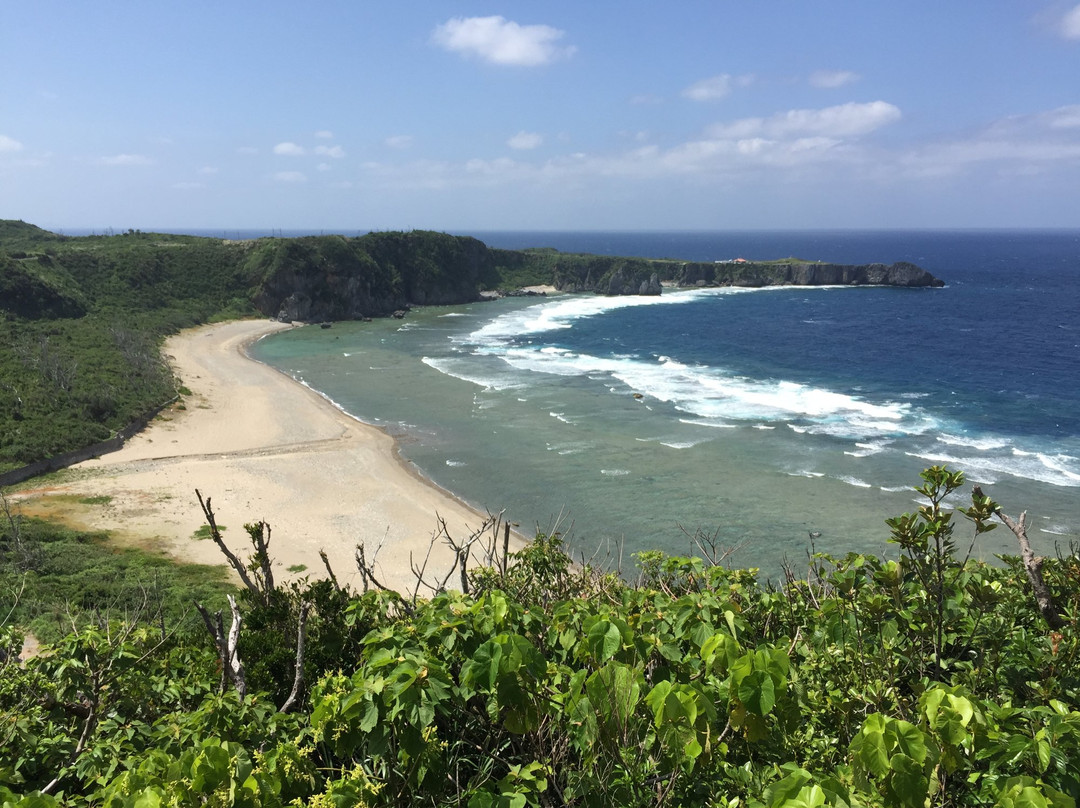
(245, 230, 1079, 574)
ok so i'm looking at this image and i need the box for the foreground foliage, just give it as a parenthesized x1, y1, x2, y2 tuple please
(1, 468, 1078, 806)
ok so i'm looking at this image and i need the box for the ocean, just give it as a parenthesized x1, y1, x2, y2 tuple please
(249, 230, 1080, 577)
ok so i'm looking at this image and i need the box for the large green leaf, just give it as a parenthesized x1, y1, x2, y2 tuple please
(737, 670, 776, 716)
(586, 620, 623, 663)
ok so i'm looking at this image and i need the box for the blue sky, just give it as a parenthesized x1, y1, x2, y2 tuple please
(2, 1, 1079, 231)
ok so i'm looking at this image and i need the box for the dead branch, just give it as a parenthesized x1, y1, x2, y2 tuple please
(279, 601, 311, 714)
(245, 520, 275, 597)
(410, 529, 459, 601)
(318, 549, 342, 592)
(977, 487, 1066, 630)
(194, 594, 247, 697)
(195, 490, 262, 600)
(355, 540, 392, 594)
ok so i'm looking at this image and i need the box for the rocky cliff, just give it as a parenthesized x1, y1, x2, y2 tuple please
(249, 237, 944, 322)
(537, 254, 943, 296)
(670, 259, 944, 289)
(249, 231, 500, 321)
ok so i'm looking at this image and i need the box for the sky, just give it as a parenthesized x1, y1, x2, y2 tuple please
(2, 1, 1080, 232)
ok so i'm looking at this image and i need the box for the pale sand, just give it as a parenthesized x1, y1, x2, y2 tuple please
(15, 319, 513, 594)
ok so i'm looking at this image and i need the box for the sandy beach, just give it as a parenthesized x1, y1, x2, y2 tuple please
(14, 319, 512, 594)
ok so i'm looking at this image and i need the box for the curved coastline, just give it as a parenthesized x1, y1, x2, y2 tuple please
(14, 319, 516, 594)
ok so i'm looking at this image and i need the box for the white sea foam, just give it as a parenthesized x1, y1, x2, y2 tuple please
(678, 418, 738, 429)
(937, 434, 1011, 451)
(836, 475, 873, 489)
(547, 441, 593, 455)
(421, 356, 525, 391)
(434, 290, 944, 443)
(904, 448, 1078, 488)
(445, 460, 466, 467)
(601, 469, 631, 476)
(659, 438, 711, 449)
(465, 289, 721, 345)
(845, 440, 891, 458)
(423, 287, 1079, 491)
(549, 411, 577, 425)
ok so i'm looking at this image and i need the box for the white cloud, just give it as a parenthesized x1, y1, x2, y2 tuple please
(273, 142, 306, 156)
(317, 162, 331, 172)
(197, 166, 218, 175)
(273, 171, 307, 182)
(682, 73, 754, 101)
(682, 74, 733, 101)
(315, 144, 345, 158)
(466, 157, 520, 175)
(100, 154, 154, 166)
(1062, 4, 1080, 39)
(507, 131, 544, 150)
(315, 130, 334, 139)
(1044, 104, 1080, 128)
(385, 135, 414, 149)
(0, 134, 23, 152)
(708, 101, 901, 139)
(431, 16, 574, 66)
(809, 69, 859, 89)
(771, 101, 901, 137)
(237, 146, 259, 155)
(900, 105, 1080, 176)
(333, 101, 1080, 210)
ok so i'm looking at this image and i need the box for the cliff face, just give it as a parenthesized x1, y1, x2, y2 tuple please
(249, 232, 500, 321)
(248, 237, 944, 321)
(671, 260, 945, 289)
(543, 255, 943, 296)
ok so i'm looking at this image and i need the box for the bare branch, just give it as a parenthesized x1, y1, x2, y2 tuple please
(279, 601, 311, 714)
(245, 520, 275, 596)
(196, 490, 261, 597)
(991, 501, 1065, 629)
(194, 595, 247, 696)
(355, 540, 392, 594)
(318, 549, 342, 592)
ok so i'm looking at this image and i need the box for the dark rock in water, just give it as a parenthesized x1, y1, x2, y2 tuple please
(320, 322, 332, 329)
(392, 310, 407, 319)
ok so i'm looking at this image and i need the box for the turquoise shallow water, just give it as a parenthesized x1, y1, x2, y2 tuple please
(251, 310, 1075, 576)
(250, 230, 1080, 576)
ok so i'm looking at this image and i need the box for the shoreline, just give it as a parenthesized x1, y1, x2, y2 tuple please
(13, 319, 521, 594)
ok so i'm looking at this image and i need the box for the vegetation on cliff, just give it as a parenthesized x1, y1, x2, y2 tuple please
(0, 467, 1077, 805)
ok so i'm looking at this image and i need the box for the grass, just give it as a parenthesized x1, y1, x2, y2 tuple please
(78, 495, 112, 506)
(1, 516, 235, 643)
(192, 524, 225, 541)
